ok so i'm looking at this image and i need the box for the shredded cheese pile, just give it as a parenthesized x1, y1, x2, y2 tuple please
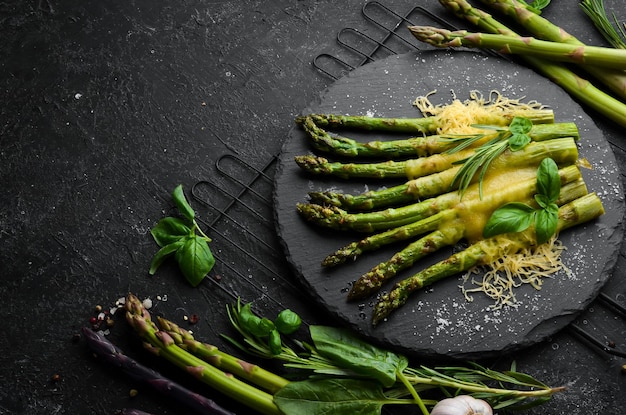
(410, 90, 571, 309)
(461, 236, 571, 310)
(413, 90, 546, 135)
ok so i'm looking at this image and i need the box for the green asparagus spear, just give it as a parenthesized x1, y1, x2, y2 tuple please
(157, 316, 289, 394)
(409, 25, 626, 69)
(303, 137, 578, 214)
(371, 193, 605, 325)
(297, 109, 555, 134)
(348, 177, 587, 300)
(295, 149, 474, 179)
(124, 294, 281, 415)
(439, 0, 626, 127)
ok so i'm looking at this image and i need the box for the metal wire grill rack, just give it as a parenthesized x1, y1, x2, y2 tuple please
(192, 0, 626, 360)
(313, 2, 457, 80)
(189, 154, 301, 314)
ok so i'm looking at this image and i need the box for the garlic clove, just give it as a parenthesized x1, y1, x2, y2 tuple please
(430, 395, 493, 415)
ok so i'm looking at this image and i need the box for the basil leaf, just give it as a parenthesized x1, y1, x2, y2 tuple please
(274, 378, 388, 415)
(483, 202, 535, 238)
(508, 133, 531, 151)
(275, 309, 302, 335)
(534, 193, 551, 210)
(268, 329, 282, 355)
(238, 303, 263, 335)
(535, 205, 559, 245)
(149, 240, 184, 275)
(536, 158, 560, 203)
(508, 116, 533, 134)
(310, 326, 407, 388)
(174, 235, 215, 286)
(172, 184, 195, 222)
(254, 318, 276, 337)
(150, 217, 192, 247)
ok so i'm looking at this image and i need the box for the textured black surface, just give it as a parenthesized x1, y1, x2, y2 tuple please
(274, 50, 625, 359)
(2, 1, 626, 414)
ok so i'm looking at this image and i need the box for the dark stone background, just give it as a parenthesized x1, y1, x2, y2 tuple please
(2, 1, 626, 414)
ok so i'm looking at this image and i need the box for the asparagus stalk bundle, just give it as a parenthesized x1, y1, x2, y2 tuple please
(297, 125, 578, 180)
(294, 94, 604, 325)
(347, 176, 588, 300)
(124, 294, 281, 415)
(297, 114, 569, 159)
(372, 193, 605, 325)
(476, 0, 626, 99)
(408, 25, 626, 69)
(299, 137, 579, 227)
(437, 0, 626, 127)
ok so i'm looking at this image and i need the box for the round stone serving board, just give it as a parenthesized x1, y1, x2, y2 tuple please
(273, 50, 625, 359)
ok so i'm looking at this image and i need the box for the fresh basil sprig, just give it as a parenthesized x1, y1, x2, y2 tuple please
(149, 184, 215, 287)
(483, 157, 560, 244)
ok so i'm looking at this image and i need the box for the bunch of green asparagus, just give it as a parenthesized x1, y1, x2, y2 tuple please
(118, 294, 564, 414)
(407, 0, 626, 127)
(294, 98, 604, 325)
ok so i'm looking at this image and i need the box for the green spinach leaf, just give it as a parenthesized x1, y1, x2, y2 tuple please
(310, 326, 407, 388)
(274, 378, 390, 415)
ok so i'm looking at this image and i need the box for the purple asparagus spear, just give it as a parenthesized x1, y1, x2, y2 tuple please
(82, 327, 236, 415)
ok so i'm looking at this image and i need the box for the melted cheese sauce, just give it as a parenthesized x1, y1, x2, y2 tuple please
(453, 167, 538, 242)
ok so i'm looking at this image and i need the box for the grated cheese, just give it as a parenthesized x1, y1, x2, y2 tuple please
(460, 236, 571, 310)
(413, 90, 546, 135)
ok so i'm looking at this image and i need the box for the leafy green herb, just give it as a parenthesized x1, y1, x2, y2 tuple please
(310, 325, 408, 388)
(149, 184, 215, 286)
(275, 309, 302, 335)
(581, 0, 626, 49)
(223, 299, 564, 413)
(447, 116, 533, 199)
(483, 157, 560, 244)
(225, 299, 302, 356)
(274, 378, 407, 415)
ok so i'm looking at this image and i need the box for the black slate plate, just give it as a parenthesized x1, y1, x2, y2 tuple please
(273, 50, 625, 359)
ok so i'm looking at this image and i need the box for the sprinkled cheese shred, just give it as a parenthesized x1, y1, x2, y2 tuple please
(461, 236, 571, 310)
(413, 90, 546, 135)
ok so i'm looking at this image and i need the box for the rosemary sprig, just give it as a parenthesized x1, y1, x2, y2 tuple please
(581, 0, 626, 49)
(446, 116, 533, 199)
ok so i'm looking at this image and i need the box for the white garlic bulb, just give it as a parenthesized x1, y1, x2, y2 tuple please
(430, 395, 493, 415)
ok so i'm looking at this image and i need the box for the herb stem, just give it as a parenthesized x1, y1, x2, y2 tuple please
(397, 370, 430, 415)
(403, 370, 564, 398)
(193, 219, 212, 241)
